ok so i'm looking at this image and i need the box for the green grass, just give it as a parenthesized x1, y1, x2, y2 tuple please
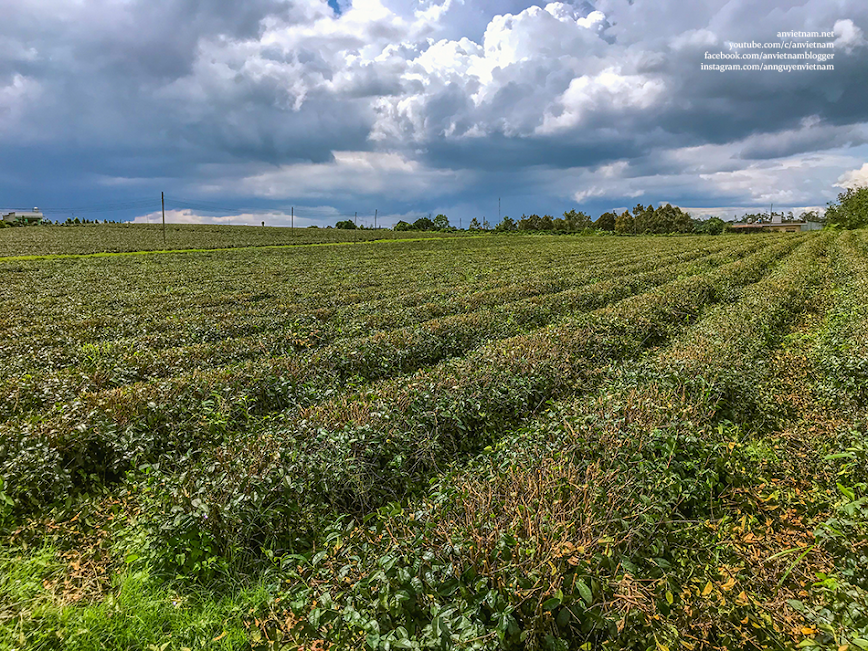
(0, 544, 268, 650)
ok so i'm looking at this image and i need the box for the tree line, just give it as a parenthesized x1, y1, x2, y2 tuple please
(350, 205, 730, 235)
(354, 189, 868, 234)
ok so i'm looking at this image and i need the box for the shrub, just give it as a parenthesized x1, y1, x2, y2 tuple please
(693, 216, 727, 235)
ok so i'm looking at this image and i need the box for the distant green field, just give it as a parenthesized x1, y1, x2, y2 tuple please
(0, 223, 452, 258)
(1, 231, 866, 651)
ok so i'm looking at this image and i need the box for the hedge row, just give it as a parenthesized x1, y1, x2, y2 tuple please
(139, 236, 805, 573)
(645, 232, 832, 425)
(264, 235, 834, 650)
(811, 231, 868, 408)
(0, 238, 738, 419)
(0, 240, 776, 513)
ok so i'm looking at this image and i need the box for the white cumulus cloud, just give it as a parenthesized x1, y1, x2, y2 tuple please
(834, 18, 865, 52)
(835, 163, 868, 188)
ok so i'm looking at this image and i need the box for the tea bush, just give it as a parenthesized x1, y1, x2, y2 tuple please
(7, 231, 858, 651)
(142, 237, 803, 573)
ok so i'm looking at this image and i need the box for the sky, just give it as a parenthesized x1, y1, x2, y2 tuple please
(2, 0, 868, 228)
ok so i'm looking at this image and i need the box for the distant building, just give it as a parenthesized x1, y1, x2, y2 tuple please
(730, 220, 823, 233)
(2, 208, 44, 225)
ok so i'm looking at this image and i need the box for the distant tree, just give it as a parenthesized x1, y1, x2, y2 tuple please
(693, 216, 727, 235)
(517, 214, 534, 230)
(518, 214, 555, 231)
(394, 220, 412, 231)
(468, 217, 482, 231)
(630, 203, 692, 234)
(517, 213, 555, 231)
(708, 217, 727, 234)
(482, 218, 490, 231)
(495, 216, 516, 232)
(413, 217, 436, 231)
(563, 209, 593, 231)
(614, 211, 634, 234)
(433, 214, 450, 230)
(632, 204, 655, 232)
(824, 186, 868, 229)
(335, 220, 357, 229)
(655, 204, 692, 233)
(595, 211, 617, 232)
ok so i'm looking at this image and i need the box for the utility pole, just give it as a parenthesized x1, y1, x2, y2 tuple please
(291, 206, 294, 231)
(161, 192, 166, 243)
(498, 197, 501, 224)
(354, 211, 357, 226)
(374, 209, 378, 230)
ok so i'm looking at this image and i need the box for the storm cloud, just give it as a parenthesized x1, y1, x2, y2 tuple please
(1, 0, 867, 225)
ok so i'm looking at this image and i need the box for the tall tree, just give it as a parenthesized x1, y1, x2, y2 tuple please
(595, 211, 616, 231)
(517, 214, 539, 230)
(495, 216, 516, 232)
(413, 217, 436, 231)
(825, 187, 868, 229)
(563, 209, 593, 231)
(615, 211, 634, 234)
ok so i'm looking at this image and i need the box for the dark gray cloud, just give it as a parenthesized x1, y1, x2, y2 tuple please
(1, 0, 867, 225)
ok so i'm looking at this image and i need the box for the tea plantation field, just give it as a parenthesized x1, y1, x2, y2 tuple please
(1, 231, 866, 650)
(0, 224, 451, 258)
